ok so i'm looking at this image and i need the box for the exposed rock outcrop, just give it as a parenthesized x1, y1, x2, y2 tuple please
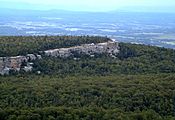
(0, 54, 41, 75)
(44, 41, 119, 58)
(0, 41, 119, 75)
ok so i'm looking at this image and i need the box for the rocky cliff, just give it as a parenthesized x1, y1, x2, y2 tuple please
(44, 41, 119, 58)
(0, 54, 41, 75)
(0, 41, 119, 75)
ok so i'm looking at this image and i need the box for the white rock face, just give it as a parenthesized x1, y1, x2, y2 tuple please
(0, 54, 41, 75)
(0, 41, 119, 75)
(0, 56, 27, 75)
(44, 41, 119, 58)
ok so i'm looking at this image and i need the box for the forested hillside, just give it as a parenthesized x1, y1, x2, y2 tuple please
(0, 36, 175, 120)
(0, 36, 109, 56)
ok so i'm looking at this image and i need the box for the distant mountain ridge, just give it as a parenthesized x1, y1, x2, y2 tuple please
(1, 8, 175, 16)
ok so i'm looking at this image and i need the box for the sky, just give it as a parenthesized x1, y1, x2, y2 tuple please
(0, 0, 175, 12)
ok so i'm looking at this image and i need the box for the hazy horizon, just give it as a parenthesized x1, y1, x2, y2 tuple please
(0, 0, 175, 13)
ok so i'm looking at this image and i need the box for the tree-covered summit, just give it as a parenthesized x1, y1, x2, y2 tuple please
(0, 36, 109, 57)
(0, 36, 175, 120)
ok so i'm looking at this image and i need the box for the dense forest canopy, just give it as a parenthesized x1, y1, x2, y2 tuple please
(0, 36, 175, 120)
(0, 36, 109, 57)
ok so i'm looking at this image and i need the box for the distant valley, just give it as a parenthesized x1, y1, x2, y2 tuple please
(0, 9, 175, 48)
